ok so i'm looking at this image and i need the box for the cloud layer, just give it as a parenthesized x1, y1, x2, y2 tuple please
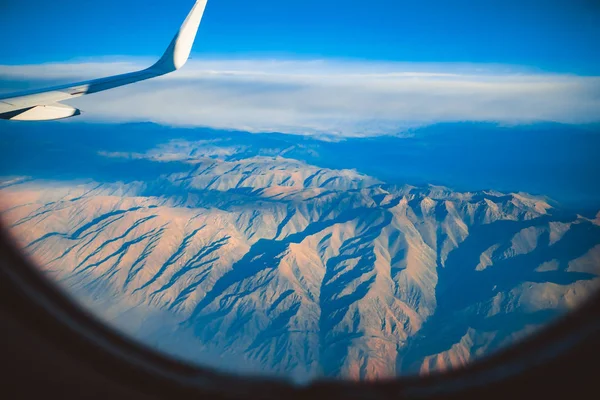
(2, 58, 600, 136)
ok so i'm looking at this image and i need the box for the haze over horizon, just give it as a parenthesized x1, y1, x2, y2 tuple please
(2, 0, 600, 135)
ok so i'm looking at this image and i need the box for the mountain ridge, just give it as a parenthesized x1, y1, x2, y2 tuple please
(1, 149, 599, 382)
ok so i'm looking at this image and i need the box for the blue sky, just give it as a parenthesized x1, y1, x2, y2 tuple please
(1, 0, 599, 74)
(1, 0, 599, 135)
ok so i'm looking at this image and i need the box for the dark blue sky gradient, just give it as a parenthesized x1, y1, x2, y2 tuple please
(0, 0, 599, 73)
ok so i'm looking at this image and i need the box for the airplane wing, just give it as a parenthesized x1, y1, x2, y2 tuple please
(0, 0, 208, 121)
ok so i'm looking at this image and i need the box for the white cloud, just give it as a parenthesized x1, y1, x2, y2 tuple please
(1, 58, 599, 137)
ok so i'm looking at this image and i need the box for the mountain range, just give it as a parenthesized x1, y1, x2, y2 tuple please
(1, 134, 599, 382)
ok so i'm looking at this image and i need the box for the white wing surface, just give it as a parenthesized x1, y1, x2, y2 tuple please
(0, 0, 208, 121)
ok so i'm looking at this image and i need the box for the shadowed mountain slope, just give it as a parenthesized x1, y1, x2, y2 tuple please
(1, 135, 599, 382)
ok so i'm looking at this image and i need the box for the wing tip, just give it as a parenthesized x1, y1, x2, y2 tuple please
(151, 0, 208, 74)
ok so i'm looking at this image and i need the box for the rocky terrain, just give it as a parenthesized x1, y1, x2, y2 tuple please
(1, 139, 599, 382)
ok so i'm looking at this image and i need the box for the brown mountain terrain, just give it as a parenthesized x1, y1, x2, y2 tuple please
(1, 145, 599, 382)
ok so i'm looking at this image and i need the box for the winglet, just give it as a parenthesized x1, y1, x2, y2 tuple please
(151, 0, 208, 74)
